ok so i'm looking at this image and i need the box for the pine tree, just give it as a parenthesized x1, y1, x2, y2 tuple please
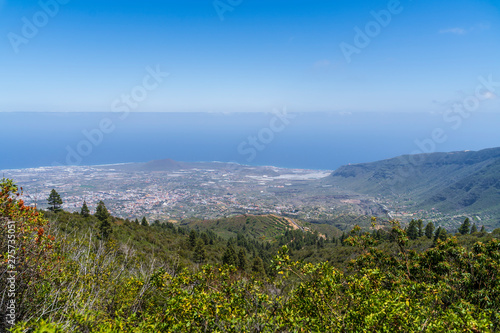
(95, 201, 109, 221)
(480, 225, 485, 233)
(237, 248, 247, 271)
(417, 219, 424, 238)
(222, 243, 237, 266)
(458, 218, 471, 235)
(134, 218, 139, 224)
(95, 201, 112, 240)
(47, 189, 63, 212)
(193, 239, 206, 263)
(407, 220, 418, 240)
(251, 256, 266, 276)
(80, 201, 90, 217)
(201, 232, 209, 245)
(141, 217, 148, 226)
(433, 227, 441, 242)
(470, 223, 478, 234)
(340, 232, 346, 246)
(189, 230, 197, 248)
(425, 222, 435, 239)
(434, 227, 447, 243)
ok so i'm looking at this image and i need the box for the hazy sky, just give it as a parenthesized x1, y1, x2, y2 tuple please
(1, 0, 499, 113)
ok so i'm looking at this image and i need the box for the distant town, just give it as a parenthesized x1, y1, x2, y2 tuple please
(2, 161, 480, 230)
(2, 163, 334, 222)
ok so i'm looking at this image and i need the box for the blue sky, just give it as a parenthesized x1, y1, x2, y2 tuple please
(1, 0, 499, 113)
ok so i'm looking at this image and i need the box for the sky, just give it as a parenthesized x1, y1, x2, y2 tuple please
(1, 0, 499, 113)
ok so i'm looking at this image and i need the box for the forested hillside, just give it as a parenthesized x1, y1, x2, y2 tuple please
(2, 179, 500, 332)
(327, 147, 500, 225)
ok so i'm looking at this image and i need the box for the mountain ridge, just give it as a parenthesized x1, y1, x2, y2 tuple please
(325, 147, 500, 222)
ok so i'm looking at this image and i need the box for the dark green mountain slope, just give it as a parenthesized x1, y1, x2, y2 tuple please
(421, 157, 500, 213)
(325, 147, 500, 219)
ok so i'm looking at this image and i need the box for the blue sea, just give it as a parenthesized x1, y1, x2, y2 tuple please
(1, 111, 500, 171)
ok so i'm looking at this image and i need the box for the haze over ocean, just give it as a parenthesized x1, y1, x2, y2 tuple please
(2, 111, 499, 171)
(2, 1, 499, 172)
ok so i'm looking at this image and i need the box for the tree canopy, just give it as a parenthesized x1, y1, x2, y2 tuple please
(458, 217, 471, 235)
(80, 201, 90, 217)
(2, 179, 500, 332)
(47, 189, 63, 212)
(95, 200, 112, 239)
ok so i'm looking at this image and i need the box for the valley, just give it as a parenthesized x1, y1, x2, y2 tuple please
(2, 161, 377, 224)
(3, 147, 500, 232)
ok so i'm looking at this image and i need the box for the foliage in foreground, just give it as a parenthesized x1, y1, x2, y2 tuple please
(1, 179, 500, 332)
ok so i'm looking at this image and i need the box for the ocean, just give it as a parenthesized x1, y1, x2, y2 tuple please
(1, 111, 500, 171)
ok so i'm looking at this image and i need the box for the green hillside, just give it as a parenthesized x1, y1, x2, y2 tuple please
(421, 157, 500, 214)
(41, 209, 347, 277)
(326, 147, 500, 226)
(3, 179, 500, 332)
(180, 214, 341, 242)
